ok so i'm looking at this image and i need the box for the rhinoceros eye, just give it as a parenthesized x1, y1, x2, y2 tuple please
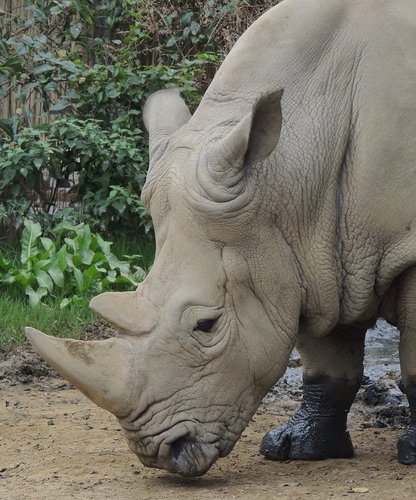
(193, 318, 217, 333)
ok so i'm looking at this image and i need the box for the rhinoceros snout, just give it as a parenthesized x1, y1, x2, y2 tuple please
(135, 434, 220, 477)
(168, 436, 218, 477)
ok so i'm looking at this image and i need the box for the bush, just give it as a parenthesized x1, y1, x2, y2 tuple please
(0, 117, 150, 233)
(0, 1, 278, 238)
(0, 1, 205, 237)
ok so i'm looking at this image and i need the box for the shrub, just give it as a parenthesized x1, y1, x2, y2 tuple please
(0, 117, 150, 233)
(0, 1, 278, 237)
(0, 1, 213, 237)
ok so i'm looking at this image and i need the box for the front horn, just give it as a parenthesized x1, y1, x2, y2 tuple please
(25, 327, 135, 417)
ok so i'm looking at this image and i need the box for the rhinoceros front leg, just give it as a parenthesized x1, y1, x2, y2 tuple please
(260, 327, 365, 460)
(396, 267, 416, 465)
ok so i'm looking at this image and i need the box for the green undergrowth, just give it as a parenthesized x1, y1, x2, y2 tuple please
(0, 233, 155, 348)
(0, 290, 95, 348)
(111, 233, 155, 271)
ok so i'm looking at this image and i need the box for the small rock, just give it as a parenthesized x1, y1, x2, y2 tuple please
(350, 487, 369, 493)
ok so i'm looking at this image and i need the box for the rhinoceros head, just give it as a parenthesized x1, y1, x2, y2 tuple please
(26, 88, 301, 476)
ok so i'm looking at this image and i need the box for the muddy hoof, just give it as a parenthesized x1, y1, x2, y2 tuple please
(260, 413, 354, 461)
(398, 428, 416, 465)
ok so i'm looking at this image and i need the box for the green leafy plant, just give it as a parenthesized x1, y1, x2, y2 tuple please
(0, 219, 145, 307)
(0, 1, 278, 239)
(0, 117, 149, 233)
(0, 1, 206, 238)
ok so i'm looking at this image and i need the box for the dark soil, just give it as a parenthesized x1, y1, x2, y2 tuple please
(0, 320, 117, 387)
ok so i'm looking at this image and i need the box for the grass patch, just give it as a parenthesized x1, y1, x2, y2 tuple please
(112, 233, 155, 270)
(0, 291, 96, 348)
(0, 233, 155, 348)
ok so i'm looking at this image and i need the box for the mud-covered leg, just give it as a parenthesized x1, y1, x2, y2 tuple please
(260, 327, 365, 460)
(396, 268, 416, 465)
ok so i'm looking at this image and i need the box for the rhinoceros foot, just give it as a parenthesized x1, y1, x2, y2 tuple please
(260, 410, 354, 461)
(398, 427, 416, 465)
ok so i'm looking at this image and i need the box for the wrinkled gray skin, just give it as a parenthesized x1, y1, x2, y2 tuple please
(27, 0, 416, 477)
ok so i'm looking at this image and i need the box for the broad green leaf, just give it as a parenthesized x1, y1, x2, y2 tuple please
(132, 267, 146, 283)
(35, 269, 54, 293)
(66, 254, 84, 290)
(50, 6, 62, 15)
(65, 237, 80, 255)
(33, 259, 52, 272)
(48, 267, 65, 288)
(104, 270, 117, 283)
(49, 100, 71, 113)
(72, 267, 84, 290)
(114, 275, 133, 285)
(53, 221, 84, 234)
(95, 266, 107, 274)
(106, 252, 130, 274)
(96, 234, 112, 255)
(0, 274, 16, 284)
(15, 270, 32, 286)
(32, 63, 55, 75)
(76, 225, 95, 265)
(40, 237, 55, 253)
(25, 285, 48, 308)
(72, 254, 82, 268)
(190, 21, 200, 35)
(60, 298, 71, 309)
(83, 265, 101, 282)
(81, 249, 95, 266)
(70, 23, 82, 39)
(92, 252, 106, 264)
(60, 61, 78, 73)
(21, 220, 42, 264)
(54, 246, 68, 272)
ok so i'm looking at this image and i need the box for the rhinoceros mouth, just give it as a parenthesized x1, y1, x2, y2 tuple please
(134, 425, 221, 477)
(168, 435, 220, 476)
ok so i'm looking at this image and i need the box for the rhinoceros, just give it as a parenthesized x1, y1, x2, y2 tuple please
(26, 0, 416, 477)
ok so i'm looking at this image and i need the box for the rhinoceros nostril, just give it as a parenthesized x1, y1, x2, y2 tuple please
(170, 436, 206, 477)
(168, 435, 219, 477)
(170, 436, 193, 462)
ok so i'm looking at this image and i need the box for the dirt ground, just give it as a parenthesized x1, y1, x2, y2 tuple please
(1, 322, 415, 499)
(1, 383, 416, 500)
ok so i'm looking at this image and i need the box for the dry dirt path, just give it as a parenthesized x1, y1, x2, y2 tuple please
(1, 385, 416, 500)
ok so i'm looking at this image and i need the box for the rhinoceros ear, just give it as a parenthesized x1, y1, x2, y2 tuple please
(207, 90, 283, 193)
(144, 88, 191, 159)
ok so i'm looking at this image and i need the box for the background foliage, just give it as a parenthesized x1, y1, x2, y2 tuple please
(0, 0, 277, 239)
(0, 1, 277, 323)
